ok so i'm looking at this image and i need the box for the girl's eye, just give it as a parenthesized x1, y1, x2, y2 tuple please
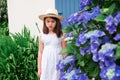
(46, 20, 50, 23)
(51, 21, 55, 23)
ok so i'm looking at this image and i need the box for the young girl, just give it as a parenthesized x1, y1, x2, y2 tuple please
(37, 9, 66, 80)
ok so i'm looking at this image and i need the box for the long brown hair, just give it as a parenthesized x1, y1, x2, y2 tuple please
(43, 17, 63, 38)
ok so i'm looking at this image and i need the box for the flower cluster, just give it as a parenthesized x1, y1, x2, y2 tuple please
(57, 55, 89, 80)
(64, 32, 74, 41)
(58, 0, 120, 80)
(105, 12, 120, 34)
(63, 6, 101, 25)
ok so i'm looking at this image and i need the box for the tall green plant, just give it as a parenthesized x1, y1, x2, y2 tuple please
(0, 27, 38, 80)
(0, 0, 8, 22)
(0, 0, 9, 36)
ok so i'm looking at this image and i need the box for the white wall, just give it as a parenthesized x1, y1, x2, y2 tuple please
(7, 0, 55, 37)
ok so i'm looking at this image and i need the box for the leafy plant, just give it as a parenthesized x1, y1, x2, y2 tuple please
(0, 27, 38, 80)
(0, 0, 8, 22)
(0, 0, 8, 36)
(0, 22, 9, 36)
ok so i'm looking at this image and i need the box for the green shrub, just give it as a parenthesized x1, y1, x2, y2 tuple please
(0, 27, 39, 80)
(0, 22, 9, 36)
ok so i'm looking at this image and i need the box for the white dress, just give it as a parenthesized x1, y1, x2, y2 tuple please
(40, 33, 62, 80)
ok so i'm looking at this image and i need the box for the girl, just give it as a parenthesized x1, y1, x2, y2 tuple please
(37, 9, 66, 80)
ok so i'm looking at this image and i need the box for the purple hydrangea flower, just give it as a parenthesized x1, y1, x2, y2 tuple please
(90, 43, 99, 53)
(114, 12, 120, 26)
(92, 52, 99, 62)
(76, 38, 81, 46)
(90, 36, 98, 43)
(105, 15, 114, 26)
(64, 69, 81, 80)
(68, 12, 79, 24)
(105, 24, 116, 34)
(79, 0, 92, 10)
(76, 33, 87, 46)
(80, 47, 86, 56)
(85, 30, 105, 38)
(77, 12, 91, 24)
(114, 33, 120, 41)
(98, 43, 117, 61)
(104, 57, 115, 67)
(78, 74, 89, 80)
(62, 19, 68, 26)
(100, 65, 120, 80)
(90, 6, 101, 19)
(99, 61, 105, 69)
(56, 55, 75, 71)
(102, 36, 111, 44)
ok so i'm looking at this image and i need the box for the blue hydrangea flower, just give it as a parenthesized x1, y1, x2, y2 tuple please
(79, 0, 92, 10)
(98, 43, 117, 61)
(85, 30, 105, 38)
(56, 60, 66, 70)
(102, 36, 111, 44)
(92, 52, 99, 62)
(100, 65, 120, 80)
(61, 55, 75, 64)
(105, 24, 116, 34)
(65, 32, 74, 41)
(76, 33, 87, 46)
(98, 43, 117, 54)
(104, 57, 115, 67)
(99, 61, 105, 69)
(114, 33, 120, 41)
(100, 66, 115, 80)
(67, 66, 73, 73)
(57, 55, 75, 71)
(90, 42, 100, 53)
(80, 47, 86, 56)
(104, 14, 120, 34)
(90, 6, 101, 19)
(63, 69, 81, 80)
(90, 36, 98, 43)
(77, 74, 89, 80)
(105, 15, 114, 26)
(77, 12, 91, 24)
(76, 38, 81, 46)
(68, 12, 79, 24)
(62, 19, 68, 26)
(80, 45, 91, 56)
(114, 12, 120, 26)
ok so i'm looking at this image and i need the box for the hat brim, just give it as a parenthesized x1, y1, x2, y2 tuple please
(39, 14, 64, 21)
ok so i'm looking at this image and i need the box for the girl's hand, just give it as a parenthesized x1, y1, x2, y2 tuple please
(38, 69, 41, 78)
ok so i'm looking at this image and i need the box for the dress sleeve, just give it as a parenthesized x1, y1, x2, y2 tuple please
(39, 33, 43, 42)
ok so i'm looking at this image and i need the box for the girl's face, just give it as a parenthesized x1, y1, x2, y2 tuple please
(45, 17, 56, 31)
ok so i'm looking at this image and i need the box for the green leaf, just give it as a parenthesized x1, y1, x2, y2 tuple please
(62, 27, 73, 33)
(101, 3, 116, 15)
(79, 61, 85, 67)
(94, 14, 106, 22)
(115, 45, 120, 58)
(60, 46, 74, 54)
(108, 3, 116, 14)
(101, 8, 109, 14)
(89, 66, 99, 77)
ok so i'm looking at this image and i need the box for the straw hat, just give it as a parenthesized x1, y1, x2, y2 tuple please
(39, 9, 64, 21)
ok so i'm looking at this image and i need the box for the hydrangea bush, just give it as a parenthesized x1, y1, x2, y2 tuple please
(57, 0, 120, 80)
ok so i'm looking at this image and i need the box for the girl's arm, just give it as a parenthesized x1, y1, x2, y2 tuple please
(37, 37, 44, 77)
(61, 35, 67, 59)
